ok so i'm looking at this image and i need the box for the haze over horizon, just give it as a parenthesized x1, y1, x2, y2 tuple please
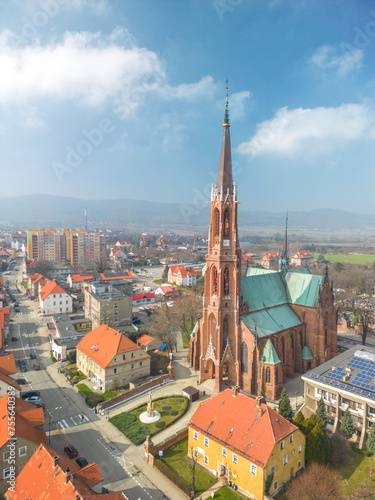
(1, 1, 375, 214)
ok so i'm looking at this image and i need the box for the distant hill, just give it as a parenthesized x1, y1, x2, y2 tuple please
(1, 194, 375, 233)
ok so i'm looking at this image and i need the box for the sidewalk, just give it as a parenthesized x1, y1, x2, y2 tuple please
(46, 334, 212, 500)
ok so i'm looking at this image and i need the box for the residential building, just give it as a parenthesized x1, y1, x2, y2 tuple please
(4, 443, 128, 499)
(110, 248, 127, 263)
(76, 325, 150, 391)
(0, 307, 10, 351)
(70, 231, 107, 267)
(27, 273, 48, 299)
(154, 284, 177, 302)
(168, 266, 197, 286)
(189, 88, 337, 396)
(260, 253, 279, 270)
(84, 283, 132, 330)
(26, 229, 65, 262)
(302, 345, 375, 449)
(0, 393, 47, 495)
(0, 355, 20, 396)
(50, 315, 92, 361)
(39, 281, 73, 315)
(290, 250, 314, 267)
(67, 271, 133, 292)
(188, 387, 305, 499)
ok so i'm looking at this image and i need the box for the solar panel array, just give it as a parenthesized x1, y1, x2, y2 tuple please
(310, 355, 375, 399)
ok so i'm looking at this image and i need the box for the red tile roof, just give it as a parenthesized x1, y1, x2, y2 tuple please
(0, 354, 17, 375)
(188, 389, 298, 468)
(261, 252, 279, 261)
(39, 281, 70, 301)
(292, 250, 312, 259)
(100, 272, 133, 280)
(71, 274, 94, 283)
(76, 325, 143, 369)
(169, 266, 196, 278)
(0, 370, 21, 391)
(132, 293, 155, 300)
(156, 285, 176, 294)
(137, 334, 155, 346)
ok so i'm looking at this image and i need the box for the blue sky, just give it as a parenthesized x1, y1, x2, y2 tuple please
(1, 0, 375, 216)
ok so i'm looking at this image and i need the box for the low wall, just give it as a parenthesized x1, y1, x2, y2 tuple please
(100, 374, 169, 410)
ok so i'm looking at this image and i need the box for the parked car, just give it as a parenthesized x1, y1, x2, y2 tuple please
(30, 352, 36, 359)
(20, 365, 27, 373)
(11, 336, 17, 341)
(75, 457, 89, 468)
(132, 318, 141, 324)
(21, 390, 40, 400)
(16, 378, 28, 385)
(24, 396, 43, 408)
(33, 363, 41, 371)
(64, 445, 78, 458)
(18, 359, 26, 366)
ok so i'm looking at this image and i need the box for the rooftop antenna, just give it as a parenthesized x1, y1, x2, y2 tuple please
(85, 208, 88, 231)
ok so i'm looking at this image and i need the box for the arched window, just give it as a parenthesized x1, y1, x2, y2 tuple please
(209, 314, 217, 349)
(223, 317, 229, 346)
(214, 209, 220, 237)
(266, 366, 271, 384)
(212, 267, 218, 294)
(223, 208, 230, 238)
(291, 333, 294, 357)
(300, 330, 303, 348)
(241, 342, 248, 372)
(223, 267, 229, 295)
(281, 337, 285, 364)
(324, 313, 329, 345)
(275, 367, 278, 383)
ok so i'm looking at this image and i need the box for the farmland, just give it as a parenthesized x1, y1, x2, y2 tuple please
(313, 254, 375, 265)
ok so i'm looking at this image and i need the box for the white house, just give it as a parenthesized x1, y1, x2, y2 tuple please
(167, 266, 197, 286)
(39, 281, 73, 315)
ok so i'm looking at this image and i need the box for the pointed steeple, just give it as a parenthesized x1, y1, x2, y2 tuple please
(217, 83, 233, 194)
(279, 212, 289, 275)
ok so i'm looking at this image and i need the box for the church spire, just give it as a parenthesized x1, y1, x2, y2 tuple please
(279, 212, 289, 275)
(217, 82, 232, 194)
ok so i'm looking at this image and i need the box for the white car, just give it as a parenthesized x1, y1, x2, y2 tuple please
(166, 301, 174, 307)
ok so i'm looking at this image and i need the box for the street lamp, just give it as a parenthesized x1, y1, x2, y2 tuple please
(55, 406, 62, 433)
(295, 391, 298, 412)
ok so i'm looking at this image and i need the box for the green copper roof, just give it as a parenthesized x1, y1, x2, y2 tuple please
(191, 321, 198, 338)
(246, 268, 277, 276)
(241, 272, 288, 313)
(241, 304, 303, 338)
(301, 345, 314, 360)
(261, 340, 281, 365)
(286, 272, 325, 308)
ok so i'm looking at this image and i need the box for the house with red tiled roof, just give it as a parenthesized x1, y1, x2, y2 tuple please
(168, 266, 196, 286)
(110, 248, 127, 262)
(241, 254, 255, 265)
(39, 280, 73, 315)
(0, 307, 10, 350)
(115, 240, 131, 248)
(0, 393, 47, 495)
(260, 252, 279, 270)
(137, 334, 163, 352)
(139, 236, 149, 247)
(188, 388, 305, 499)
(28, 273, 48, 298)
(4, 443, 128, 500)
(290, 250, 314, 267)
(154, 284, 178, 301)
(132, 293, 155, 306)
(76, 325, 150, 391)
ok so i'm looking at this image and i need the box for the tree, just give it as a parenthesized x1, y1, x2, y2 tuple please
(333, 261, 344, 273)
(329, 432, 351, 466)
(293, 410, 305, 430)
(278, 389, 293, 422)
(149, 305, 179, 352)
(33, 260, 53, 278)
(188, 446, 200, 498)
(162, 265, 169, 282)
(317, 254, 328, 264)
(94, 255, 109, 273)
(286, 463, 340, 500)
(367, 425, 375, 454)
(340, 408, 354, 440)
(300, 413, 323, 436)
(306, 420, 330, 464)
(67, 350, 76, 364)
(172, 295, 202, 344)
(316, 397, 327, 427)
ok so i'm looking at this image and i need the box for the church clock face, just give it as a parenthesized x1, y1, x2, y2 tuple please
(223, 239, 230, 247)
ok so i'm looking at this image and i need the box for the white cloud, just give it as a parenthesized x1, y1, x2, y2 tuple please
(0, 29, 216, 119)
(229, 90, 251, 120)
(238, 103, 375, 158)
(310, 44, 363, 77)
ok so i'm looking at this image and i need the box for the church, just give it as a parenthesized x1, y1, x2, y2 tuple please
(189, 88, 337, 400)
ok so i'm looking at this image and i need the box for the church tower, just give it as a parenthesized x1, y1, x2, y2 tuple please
(196, 86, 242, 392)
(279, 213, 289, 275)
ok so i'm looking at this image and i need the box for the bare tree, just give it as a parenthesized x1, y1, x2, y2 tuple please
(187, 446, 200, 499)
(149, 305, 179, 352)
(172, 295, 202, 343)
(286, 463, 340, 500)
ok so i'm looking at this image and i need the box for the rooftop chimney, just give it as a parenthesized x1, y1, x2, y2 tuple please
(53, 455, 59, 468)
(256, 395, 265, 407)
(232, 386, 240, 397)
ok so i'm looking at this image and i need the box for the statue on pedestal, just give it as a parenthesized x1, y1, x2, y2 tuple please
(147, 392, 154, 418)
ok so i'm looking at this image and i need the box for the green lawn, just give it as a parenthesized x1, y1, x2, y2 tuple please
(313, 253, 375, 265)
(76, 383, 93, 397)
(335, 445, 375, 496)
(102, 391, 119, 400)
(156, 436, 217, 497)
(182, 332, 190, 349)
(213, 487, 244, 499)
(111, 396, 189, 445)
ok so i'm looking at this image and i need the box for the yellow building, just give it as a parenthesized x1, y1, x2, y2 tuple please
(188, 387, 305, 499)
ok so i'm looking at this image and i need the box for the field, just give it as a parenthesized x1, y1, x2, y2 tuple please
(313, 254, 375, 265)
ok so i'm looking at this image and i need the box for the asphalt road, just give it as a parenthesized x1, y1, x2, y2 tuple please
(4, 261, 170, 500)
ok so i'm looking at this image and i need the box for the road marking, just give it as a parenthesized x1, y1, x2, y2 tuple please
(61, 419, 70, 429)
(70, 416, 78, 426)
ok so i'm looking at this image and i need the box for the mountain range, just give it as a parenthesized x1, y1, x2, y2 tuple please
(1, 194, 375, 233)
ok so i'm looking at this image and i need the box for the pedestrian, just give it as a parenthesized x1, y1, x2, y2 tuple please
(81, 414, 85, 422)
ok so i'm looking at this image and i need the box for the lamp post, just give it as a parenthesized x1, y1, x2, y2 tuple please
(295, 391, 298, 411)
(55, 406, 62, 433)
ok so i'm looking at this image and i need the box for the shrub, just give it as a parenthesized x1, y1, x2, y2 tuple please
(162, 405, 171, 411)
(85, 393, 104, 408)
(68, 350, 77, 364)
(50, 353, 57, 362)
(126, 424, 149, 445)
(169, 410, 178, 416)
(72, 375, 80, 383)
(155, 420, 166, 429)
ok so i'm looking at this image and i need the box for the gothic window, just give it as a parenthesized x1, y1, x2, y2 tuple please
(223, 208, 230, 238)
(275, 367, 278, 383)
(291, 333, 294, 357)
(212, 267, 218, 294)
(223, 317, 229, 346)
(281, 337, 285, 364)
(223, 267, 230, 295)
(266, 366, 271, 384)
(299, 330, 303, 348)
(241, 342, 248, 372)
(214, 209, 220, 237)
(324, 313, 328, 345)
(211, 315, 217, 349)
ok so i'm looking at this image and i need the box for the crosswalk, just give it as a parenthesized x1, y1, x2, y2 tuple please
(56, 413, 90, 430)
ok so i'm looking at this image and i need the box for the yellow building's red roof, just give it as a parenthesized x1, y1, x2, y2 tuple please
(39, 280, 69, 300)
(188, 388, 298, 468)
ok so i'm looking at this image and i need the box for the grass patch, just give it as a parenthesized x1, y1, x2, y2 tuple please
(68, 366, 86, 380)
(153, 279, 162, 285)
(335, 444, 375, 496)
(155, 436, 217, 496)
(111, 396, 189, 445)
(21, 282, 27, 289)
(77, 383, 93, 397)
(313, 253, 375, 265)
(50, 353, 57, 362)
(182, 331, 190, 349)
(212, 487, 243, 499)
(102, 391, 118, 401)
